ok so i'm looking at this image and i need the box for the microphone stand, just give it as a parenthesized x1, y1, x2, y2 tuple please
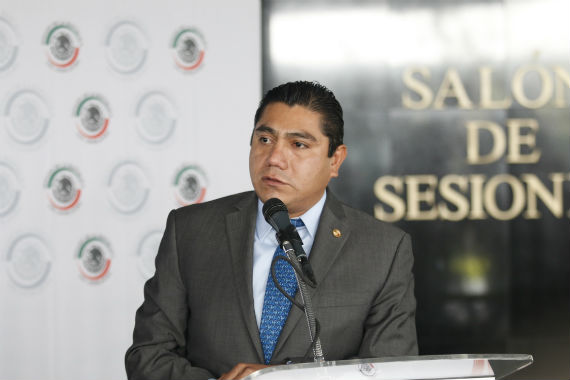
(281, 240, 325, 363)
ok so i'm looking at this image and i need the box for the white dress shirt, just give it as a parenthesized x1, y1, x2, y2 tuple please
(252, 191, 327, 327)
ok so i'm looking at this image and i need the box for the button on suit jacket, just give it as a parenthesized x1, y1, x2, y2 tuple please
(125, 191, 417, 379)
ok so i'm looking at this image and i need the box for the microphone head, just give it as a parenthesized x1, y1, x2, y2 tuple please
(262, 198, 292, 234)
(262, 198, 288, 222)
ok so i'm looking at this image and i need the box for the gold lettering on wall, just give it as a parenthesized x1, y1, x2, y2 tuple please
(522, 173, 565, 219)
(401, 67, 433, 110)
(433, 68, 474, 110)
(553, 66, 570, 108)
(506, 118, 541, 164)
(373, 176, 405, 222)
(512, 64, 553, 109)
(373, 173, 570, 222)
(438, 175, 470, 221)
(405, 175, 439, 220)
(465, 120, 506, 165)
(483, 174, 526, 220)
(466, 118, 541, 165)
(469, 174, 487, 220)
(383, 62, 570, 222)
(479, 66, 512, 109)
(401, 64, 569, 109)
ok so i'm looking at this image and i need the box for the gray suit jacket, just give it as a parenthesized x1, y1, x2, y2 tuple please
(125, 191, 417, 379)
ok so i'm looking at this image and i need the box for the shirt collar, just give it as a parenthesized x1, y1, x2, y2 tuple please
(255, 190, 327, 241)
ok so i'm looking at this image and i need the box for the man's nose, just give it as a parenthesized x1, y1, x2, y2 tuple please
(266, 142, 288, 169)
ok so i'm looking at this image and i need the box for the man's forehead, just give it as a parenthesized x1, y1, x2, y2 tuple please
(259, 102, 321, 119)
(255, 103, 324, 132)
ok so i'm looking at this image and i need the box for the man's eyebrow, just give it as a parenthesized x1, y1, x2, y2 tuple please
(254, 125, 318, 142)
(286, 131, 317, 142)
(253, 125, 276, 135)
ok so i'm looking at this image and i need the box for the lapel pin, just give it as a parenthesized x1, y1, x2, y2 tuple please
(332, 228, 342, 238)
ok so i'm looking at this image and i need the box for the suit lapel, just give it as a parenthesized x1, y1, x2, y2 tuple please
(273, 192, 351, 357)
(226, 193, 264, 362)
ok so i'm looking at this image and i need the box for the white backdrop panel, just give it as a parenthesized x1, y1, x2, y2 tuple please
(0, 1, 260, 379)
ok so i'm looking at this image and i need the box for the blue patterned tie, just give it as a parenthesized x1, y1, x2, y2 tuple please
(259, 218, 305, 364)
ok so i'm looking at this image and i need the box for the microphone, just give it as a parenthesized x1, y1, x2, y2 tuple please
(262, 198, 317, 286)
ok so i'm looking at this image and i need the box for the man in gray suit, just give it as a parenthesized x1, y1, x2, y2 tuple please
(125, 81, 417, 380)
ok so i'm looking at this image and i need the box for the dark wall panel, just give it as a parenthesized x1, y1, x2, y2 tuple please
(263, 1, 570, 379)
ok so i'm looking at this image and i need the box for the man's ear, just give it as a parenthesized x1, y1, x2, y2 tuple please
(329, 144, 347, 178)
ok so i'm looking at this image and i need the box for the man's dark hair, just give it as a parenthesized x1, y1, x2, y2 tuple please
(253, 81, 344, 157)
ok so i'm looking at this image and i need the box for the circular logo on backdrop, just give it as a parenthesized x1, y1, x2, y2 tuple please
(171, 28, 205, 71)
(6, 234, 52, 288)
(107, 161, 149, 213)
(76, 236, 112, 281)
(0, 162, 20, 216)
(173, 165, 207, 206)
(45, 166, 82, 212)
(106, 21, 147, 74)
(358, 363, 376, 377)
(137, 230, 162, 279)
(135, 92, 177, 143)
(74, 95, 111, 141)
(44, 23, 80, 69)
(0, 18, 19, 72)
(4, 90, 50, 144)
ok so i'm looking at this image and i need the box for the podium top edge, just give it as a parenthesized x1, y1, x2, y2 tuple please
(350, 353, 534, 363)
(282, 353, 533, 366)
(245, 353, 533, 380)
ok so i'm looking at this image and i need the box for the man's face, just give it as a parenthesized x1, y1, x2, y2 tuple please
(249, 102, 346, 217)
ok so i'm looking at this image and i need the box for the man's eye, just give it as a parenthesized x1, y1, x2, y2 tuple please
(294, 141, 307, 148)
(259, 136, 270, 143)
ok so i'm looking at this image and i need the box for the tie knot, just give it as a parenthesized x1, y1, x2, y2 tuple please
(290, 218, 304, 228)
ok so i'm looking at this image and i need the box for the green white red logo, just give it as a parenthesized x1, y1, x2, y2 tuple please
(171, 28, 205, 71)
(44, 23, 81, 69)
(74, 95, 111, 141)
(77, 236, 112, 282)
(45, 166, 82, 212)
(173, 165, 207, 206)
